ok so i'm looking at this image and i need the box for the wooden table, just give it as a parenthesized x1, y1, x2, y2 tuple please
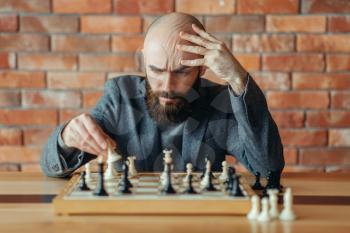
(0, 172, 350, 233)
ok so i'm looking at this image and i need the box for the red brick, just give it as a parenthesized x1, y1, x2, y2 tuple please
(327, 54, 350, 72)
(280, 129, 327, 147)
(47, 72, 105, 89)
(297, 34, 350, 52)
(52, 35, 109, 52)
(328, 16, 350, 32)
(252, 72, 290, 90)
(0, 128, 22, 145)
(115, 0, 173, 14)
(0, 34, 49, 52)
(235, 54, 260, 72)
(263, 54, 324, 72)
(0, 90, 20, 107)
(205, 16, 264, 33)
(83, 91, 103, 108)
(112, 35, 144, 53)
(267, 91, 329, 109)
(271, 111, 305, 128)
(81, 16, 141, 34)
(23, 128, 53, 146)
(59, 109, 86, 124)
(306, 111, 350, 128)
(284, 148, 298, 165)
(0, 163, 20, 171)
(293, 73, 350, 90)
(329, 129, 350, 146)
(283, 165, 325, 172)
(21, 163, 42, 172)
(0, 52, 15, 68)
(233, 34, 294, 53)
(0, 0, 50, 13)
(302, 0, 350, 13)
(300, 148, 350, 165)
(0, 71, 45, 88)
(20, 15, 78, 33)
(18, 54, 77, 71)
(0, 109, 57, 126)
(237, 0, 298, 14)
(53, 0, 111, 13)
(22, 90, 81, 108)
(176, 0, 235, 14)
(332, 92, 350, 109)
(266, 15, 326, 32)
(0, 14, 18, 32)
(79, 54, 138, 72)
(0, 146, 41, 163)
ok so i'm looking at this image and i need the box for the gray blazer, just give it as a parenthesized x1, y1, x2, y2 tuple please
(40, 75, 284, 178)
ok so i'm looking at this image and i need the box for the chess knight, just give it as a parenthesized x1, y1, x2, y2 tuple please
(40, 13, 284, 178)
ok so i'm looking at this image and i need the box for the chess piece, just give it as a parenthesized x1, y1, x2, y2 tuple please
(251, 172, 264, 190)
(183, 163, 193, 183)
(225, 167, 236, 191)
(127, 156, 137, 178)
(229, 175, 244, 197)
(161, 157, 176, 194)
(104, 141, 121, 180)
(201, 160, 216, 191)
(247, 195, 260, 220)
(118, 162, 132, 194)
(257, 197, 271, 222)
(263, 171, 282, 196)
(78, 171, 90, 191)
(160, 149, 172, 182)
(85, 162, 92, 182)
(279, 187, 296, 221)
(183, 173, 197, 194)
(268, 189, 279, 219)
(219, 161, 228, 182)
(93, 156, 108, 196)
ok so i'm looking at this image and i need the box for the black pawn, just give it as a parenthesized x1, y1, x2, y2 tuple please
(229, 175, 244, 197)
(162, 163, 176, 194)
(225, 167, 236, 191)
(93, 161, 108, 196)
(251, 172, 264, 190)
(118, 162, 133, 193)
(263, 171, 283, 196)
(79, 171, 90, 191)
(183, 174, 197, 194)
(203, 171, 217, 191)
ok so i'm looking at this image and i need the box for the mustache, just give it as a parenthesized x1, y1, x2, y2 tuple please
(154, 91, 186, 100)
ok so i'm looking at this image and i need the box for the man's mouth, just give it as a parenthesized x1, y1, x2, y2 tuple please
(159, 97, 179, 104)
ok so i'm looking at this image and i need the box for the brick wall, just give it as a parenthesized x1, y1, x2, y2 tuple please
(0, 0, 349, 172)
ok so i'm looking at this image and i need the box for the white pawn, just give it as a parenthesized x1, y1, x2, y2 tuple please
(104, 142, 121, 180)
(200, 160, 211, 188)
(247, 195, 260, 220)
(279, 187, 296, 221)
(268, 189, 279, 219)
(127, 156, 137, 178)
(219, 161, 228, 182)
(183, 163, 193, 183)
(257, 198, 271, 222)
(85, 162, 92, 182)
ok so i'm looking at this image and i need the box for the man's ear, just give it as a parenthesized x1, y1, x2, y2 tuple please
(199, 66, 207, 77)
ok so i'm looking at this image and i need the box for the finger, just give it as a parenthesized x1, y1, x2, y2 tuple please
(70, 127, 100, 155)
(181, 58, 205, 67)
(83, 116, 108, 150)
(179, 32, 217, 49)
(72, 122, 105, 154)
(176, 44, 207, 55)
(192, 24, 220, 43)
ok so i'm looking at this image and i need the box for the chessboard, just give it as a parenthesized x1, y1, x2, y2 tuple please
(53, 172, 255, 216)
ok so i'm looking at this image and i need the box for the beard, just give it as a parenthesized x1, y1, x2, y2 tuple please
(145, 74, 201, 125)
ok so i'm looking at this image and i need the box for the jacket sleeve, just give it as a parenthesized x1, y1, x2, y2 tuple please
(40, 79, 121, 178)
(226, 74, 284, 177)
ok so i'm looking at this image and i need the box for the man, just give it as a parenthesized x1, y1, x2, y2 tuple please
(40, 13, 284, 178)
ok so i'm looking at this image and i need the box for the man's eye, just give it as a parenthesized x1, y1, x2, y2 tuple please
(176, 71, 189, 75)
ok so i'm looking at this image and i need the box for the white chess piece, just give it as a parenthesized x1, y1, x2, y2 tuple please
(104, 142, 121, 180)
(160, 149, 173, 182)
(279, 187, 296, 221)
(247, 195, 260, 220)
(268, 189, 279, 219)
(127, 156, 137, 178)
(183, 163, 193, 183)
(200, 160, 211, 189)
(257, 197, 271, 222)
(85, 162, 91, 182)
(219, 161, 228, 182)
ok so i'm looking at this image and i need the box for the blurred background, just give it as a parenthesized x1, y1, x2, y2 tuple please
(0, 0, 349, 173)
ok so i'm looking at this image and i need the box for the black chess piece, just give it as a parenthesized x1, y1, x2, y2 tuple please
(118, 161, 133, 193)
(162, 163, 176, 194)
(225, 167, 236, 191)
(93, 161, 108, 196)
(263, 170, 283, 196)
(229, 175, 244, 197)
(79, 171, 90, 191)
(183, 174, 197, 194)
(251, 172, 264, 190)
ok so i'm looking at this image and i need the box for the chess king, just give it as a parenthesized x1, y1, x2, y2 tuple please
(41, 13, 284, 178)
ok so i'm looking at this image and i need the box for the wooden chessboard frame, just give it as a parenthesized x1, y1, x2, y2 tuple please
(53, 172, 255, 216)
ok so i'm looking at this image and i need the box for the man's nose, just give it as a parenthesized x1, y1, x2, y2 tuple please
(163, 72, 175, 93)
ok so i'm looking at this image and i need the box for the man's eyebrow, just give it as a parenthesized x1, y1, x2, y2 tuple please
(148, 65, 166, 71)
(173, 66, 192, 72)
